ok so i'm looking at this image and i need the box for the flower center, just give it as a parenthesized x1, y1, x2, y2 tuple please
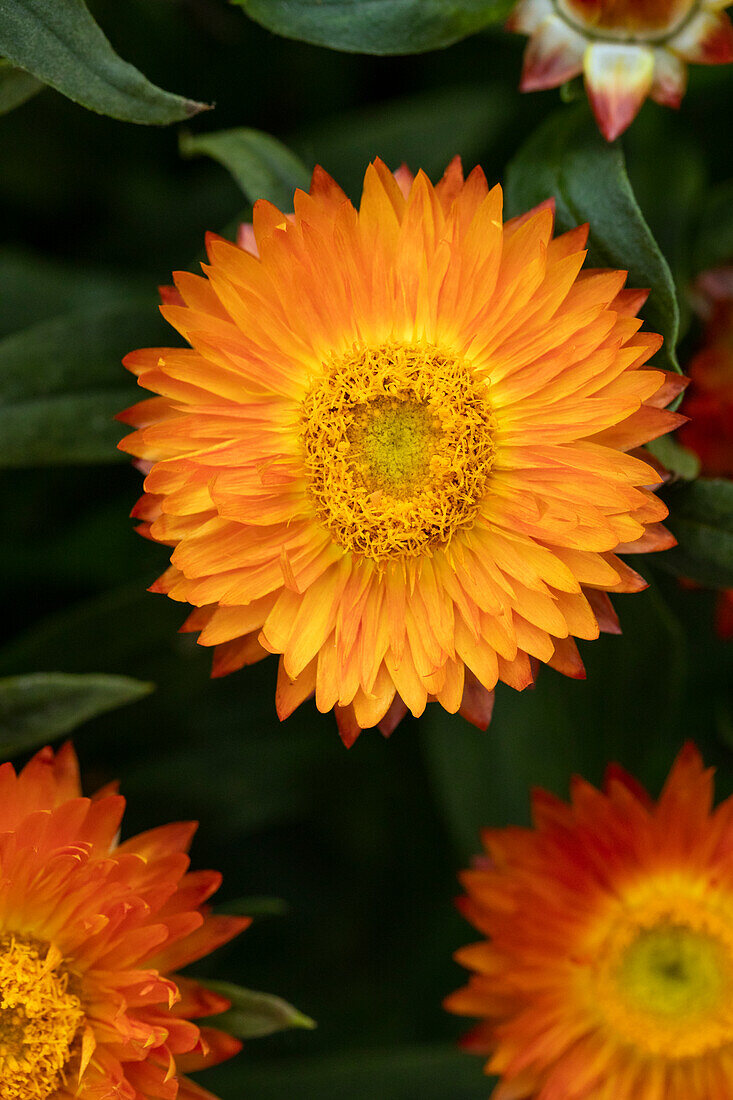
(301, 342, 496, 561)
(591, 887, 733, 1058)
(556, 0, 698, 40)
(0, 935, 85, 1100)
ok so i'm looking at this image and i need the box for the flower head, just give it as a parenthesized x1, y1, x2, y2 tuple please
(120, 159, 683, 745)
(508, 0, 733, 140)
(0, 742, 247, 1100)
(446, 744, 733, 1100)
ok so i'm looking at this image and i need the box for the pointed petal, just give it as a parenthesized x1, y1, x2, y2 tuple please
(521, 15, 586, 91)
(584, 43, 655, 141)
(671, 10, 733, 63)
(650, 47, 688, 108)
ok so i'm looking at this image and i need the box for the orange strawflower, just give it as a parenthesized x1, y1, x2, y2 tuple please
(679, 267, 733, 638)
(446, 744, 733, 1100)
(119, 159, 684, 745)
(508, 0, 733, 140)
(0, 742, 247, 1100)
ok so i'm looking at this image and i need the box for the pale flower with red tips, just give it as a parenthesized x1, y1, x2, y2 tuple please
(508, 0, 733, 139)
(120, 158, 684, 746)
(0, 742, 248, 1100)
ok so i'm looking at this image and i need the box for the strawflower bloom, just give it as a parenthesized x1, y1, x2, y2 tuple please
(120, 159, 684, 745)
(679, 267, 733, 637)
(0, 742, 247, 1100)
(508, 0, 733, 140)
(446, 744, 733, 1100)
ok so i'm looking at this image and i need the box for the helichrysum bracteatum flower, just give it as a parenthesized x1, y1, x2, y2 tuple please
(120, 159, 684, 744)
(447, 745, 733, 1100)
(0, 742, 247, 1100)
(508, 0, 733, 139)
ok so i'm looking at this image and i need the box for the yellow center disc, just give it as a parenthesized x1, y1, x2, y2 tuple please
(590, 886, 733, 1059)
(301, 342, 496, 561)
(0, 935, 85, 1100)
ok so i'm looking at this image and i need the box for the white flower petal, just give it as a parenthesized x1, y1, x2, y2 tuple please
(506, 0, 555, 35)
(670, 9, 733, 63)
(650, 47, 687, 108)
(521, 14, 586, 92)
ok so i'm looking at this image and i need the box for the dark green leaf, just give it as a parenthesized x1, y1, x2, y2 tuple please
(235, 0, 514, 55)
(0, 389, 136, 467)
(205, 1044, 490, 1098)
(0, 672, 153, 757)
(0, 0, 208, 123)
(0, 302, 167, 466)
(0, 250, 148, 337)
(646, 435, 700, 481)
(0, 59, 42, 114)
(203, 980, 315, 1038)
(180, 128, 311, 208)
(694, 178, 733, 274)
(658, 479, 733, 588)
(505, 106, 680, 375)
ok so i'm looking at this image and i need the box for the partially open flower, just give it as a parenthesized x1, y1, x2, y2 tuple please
(120, 159, 683, 745)
(508, 0, 733, 139)
(0, 743, 248, 1100)
(447, 744, 733, 1099)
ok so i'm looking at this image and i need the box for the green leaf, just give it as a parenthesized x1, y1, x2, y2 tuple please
(0, 302, 167, 466)
(205, 1044, 490, 1098)
(658, 479, 733, 589)
(694, 178, 733, 275)
(0, 672, 153, 757)
(505, 106, 681, 375)
(646, 435, 700, 481)
(0, 59, 42, 115)
(203, 981, 315, 1039)
(180, 128, 311, 208)
(235, 0, 514, 55)
(0, 0, 208, 124)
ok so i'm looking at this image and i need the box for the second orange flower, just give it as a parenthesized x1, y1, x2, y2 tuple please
(120, 159, 684, 744)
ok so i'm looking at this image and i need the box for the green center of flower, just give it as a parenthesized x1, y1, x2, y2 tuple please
(618, 923, 725, 1019)
(301, 342, 496, 561)
(557, 0, 698, 40)
(347, 398, 437, 498)
(591, 887, 733, 1059)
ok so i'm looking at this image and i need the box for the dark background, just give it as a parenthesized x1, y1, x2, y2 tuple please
(2, 2, 733, 1095)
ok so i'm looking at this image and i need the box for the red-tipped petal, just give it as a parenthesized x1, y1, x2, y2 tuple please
(671, 10, 733, 64)
(521, 15, 586, 91)
(650, 47, 687, 108)
(584, 43, 655, 141)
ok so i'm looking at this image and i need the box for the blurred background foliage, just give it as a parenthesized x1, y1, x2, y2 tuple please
(2, 1, 733, 1096)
